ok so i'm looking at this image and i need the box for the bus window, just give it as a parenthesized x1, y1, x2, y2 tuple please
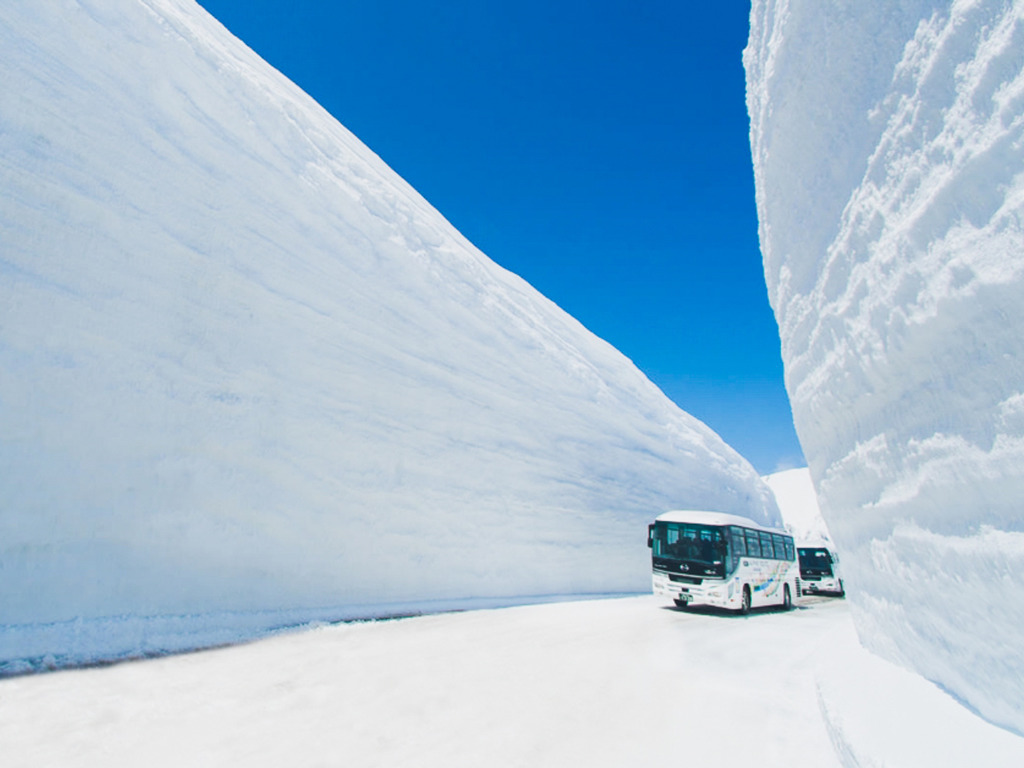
(723, 527, 742, 573)
(760, 531, 775, 559)
(784, 538, 795, 561)
(729, 527, 746, 556)
(653, 525, 681, 559)
(652, 523, 727, 568)
(773, 534, 788, 561)
(745, 529, 761, 558)
(698, 528, 718, 562)
(798, 547, 834, 576)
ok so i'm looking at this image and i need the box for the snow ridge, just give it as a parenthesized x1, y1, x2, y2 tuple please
(746, 0, 1024, 735)
(0, 0, 777, 669)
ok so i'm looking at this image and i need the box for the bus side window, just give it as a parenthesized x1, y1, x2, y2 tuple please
(699, 530, 717, 562)
(773, 534, 787, 561)
(784, 538, 795, 561)
(730, 527, 746, 556)
(745, 530, 761, 558)
(728, 528, 745, 571)
(760, 532, 775, 559)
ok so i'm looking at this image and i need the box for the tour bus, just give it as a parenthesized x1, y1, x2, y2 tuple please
(647, 510, 798, 614)
(796, 544, 845, 596)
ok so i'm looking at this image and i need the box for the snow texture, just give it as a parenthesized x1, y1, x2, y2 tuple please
(765, 467, 834, 546)
(746, 0, 1024, 735)
(4, 597, 1024, 767)
(0, 0, 778, 671)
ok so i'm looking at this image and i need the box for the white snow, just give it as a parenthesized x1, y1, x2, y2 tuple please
(746, 0, 1024, 735)
(765, 466, 834, 545)
(3, 596, 1023, 767)
(0, 0, 779, 672)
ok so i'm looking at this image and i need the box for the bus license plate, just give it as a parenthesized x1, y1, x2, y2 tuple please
(677, 594, 691, 603)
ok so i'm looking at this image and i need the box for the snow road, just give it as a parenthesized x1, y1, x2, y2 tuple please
(2, 595, 1021, 767)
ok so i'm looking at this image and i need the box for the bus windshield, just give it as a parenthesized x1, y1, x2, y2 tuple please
(651, 522, 727, 578)
(798, 548, 834, 577)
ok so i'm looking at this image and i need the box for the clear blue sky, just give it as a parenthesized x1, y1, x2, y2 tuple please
(196, 0, 805, 474)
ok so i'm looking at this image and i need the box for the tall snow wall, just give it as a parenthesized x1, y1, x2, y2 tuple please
(0, 0, 779, 670)
(746, 0, 1024, 735)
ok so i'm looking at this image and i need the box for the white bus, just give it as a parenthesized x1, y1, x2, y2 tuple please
(647, 510, 798, 614)
(796, 544, 845, 596)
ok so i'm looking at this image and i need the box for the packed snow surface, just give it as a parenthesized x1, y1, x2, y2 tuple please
(0, 0, 779, 671)
(746, 0, 1024, 735)
(3, 596, 1023, 767)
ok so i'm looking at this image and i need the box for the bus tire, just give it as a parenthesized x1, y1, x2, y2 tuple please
(782, 583, 792, 611)
(837, 580, 845, 598)
(738, 585, 751, 616)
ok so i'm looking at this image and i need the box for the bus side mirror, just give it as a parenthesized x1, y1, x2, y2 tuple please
(647, 524, 654, 548)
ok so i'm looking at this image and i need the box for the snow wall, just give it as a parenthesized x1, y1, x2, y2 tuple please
(764, 468, 834, 547)
(0, 0, 780, 671)
(746, 0, 1024, 735)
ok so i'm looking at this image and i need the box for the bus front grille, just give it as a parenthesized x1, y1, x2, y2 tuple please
(668, 574, 702, 585)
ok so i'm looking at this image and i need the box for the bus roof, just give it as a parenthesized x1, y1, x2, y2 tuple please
(796, 542, 834, 551)
(653, 510, 788, 535)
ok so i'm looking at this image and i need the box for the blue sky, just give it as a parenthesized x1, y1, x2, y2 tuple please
(196, 0, 804, 474)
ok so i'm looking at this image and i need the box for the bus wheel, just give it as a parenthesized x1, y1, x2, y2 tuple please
(782, 584, 792, 611)
(738, 586, 751, 616)
(837, 580, 845, 598)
